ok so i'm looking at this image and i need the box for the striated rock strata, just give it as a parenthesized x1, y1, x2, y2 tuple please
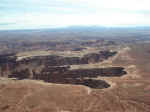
(0, 50, 126, 89)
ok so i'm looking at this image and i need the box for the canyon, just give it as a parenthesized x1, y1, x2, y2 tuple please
(0, 50, 126, 89)
(0, 28, 150, 112)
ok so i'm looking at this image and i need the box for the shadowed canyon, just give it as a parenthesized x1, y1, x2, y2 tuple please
(0, 50, 126, 89)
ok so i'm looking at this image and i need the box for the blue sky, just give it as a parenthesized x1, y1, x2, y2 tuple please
(0, 0, 150, 30)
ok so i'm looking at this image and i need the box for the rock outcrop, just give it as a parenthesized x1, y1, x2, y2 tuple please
(7, 66, 126, 89)
(0, 50, 125, 89)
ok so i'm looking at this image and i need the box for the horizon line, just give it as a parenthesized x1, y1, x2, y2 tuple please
(1, 25, 150, 31)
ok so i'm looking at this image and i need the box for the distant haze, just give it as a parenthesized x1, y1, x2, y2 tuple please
(0, 0, 150, 30)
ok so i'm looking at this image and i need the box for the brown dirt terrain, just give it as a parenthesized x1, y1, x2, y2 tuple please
(0, 43, 150, 112)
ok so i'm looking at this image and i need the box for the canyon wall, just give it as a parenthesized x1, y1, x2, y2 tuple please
(0, 50, 126, 89)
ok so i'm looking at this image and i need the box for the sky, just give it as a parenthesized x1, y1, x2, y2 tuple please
(0, 0, 150, 30)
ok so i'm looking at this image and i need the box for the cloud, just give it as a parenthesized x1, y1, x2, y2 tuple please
(0, 0, 150, 30)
